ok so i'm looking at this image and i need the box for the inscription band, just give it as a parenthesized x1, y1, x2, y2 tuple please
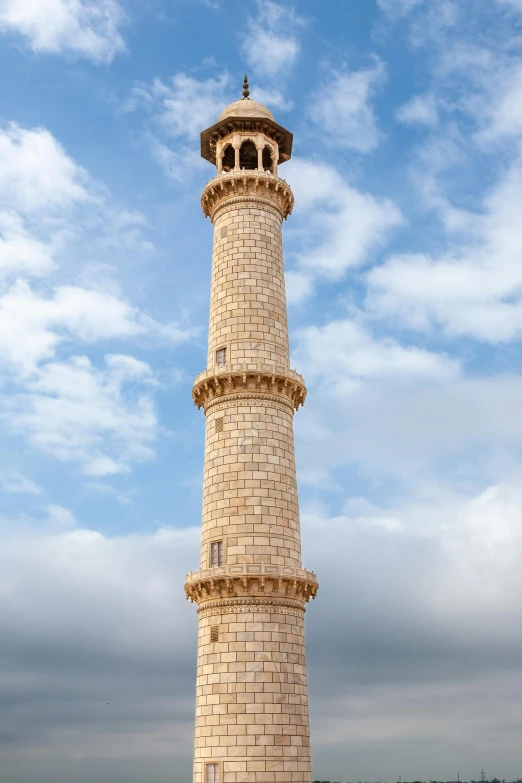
(198, 597, 306, 618)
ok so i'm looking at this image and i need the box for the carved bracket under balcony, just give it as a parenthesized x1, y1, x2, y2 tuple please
(192, 364, 306, 412)
(184, 564, 319, 606)
(201, 170, 294, 221)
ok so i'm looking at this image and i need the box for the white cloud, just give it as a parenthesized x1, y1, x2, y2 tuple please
(310, 62, 386, 152)
(293, 319, 460, 395)
(0, 122, 193, 373)
(241, 1, 304, 79)
(296, 371, 522, 486)
(377, 0, 425, 15)
(149, 139, 208, 183)
(0, 124, 90, 215)
(476, 63, 522, 144)
(46, 504, 78, 528)
(0, 121, 194, 479)
(328, 480, 522, 587)
(456, 483, 522, 563)
(6, 354, 157, 474)
(0, 212, 54, 278)
(367, 0, 522, 346)
(496, 0, 522, 9)
(249, 86, 293, 112)
(416, 39, 522, 147)
(0, 0, 126, 63)
(396, 92, 439, 126)
(0, 124, 157, 277)
(284, 270, 314, 306)
(366, 149, 522, 342)
(82, 455, 130, 477)
(399, 18, 522, 148)
(0, 281, 184, 376)
(285, 158, 402, 301)
(128, 72, 234, 180)
(130, 73, 231, 142)
(0, 470, 41, 494)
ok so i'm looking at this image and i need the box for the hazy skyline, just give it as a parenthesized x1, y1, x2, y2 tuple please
(1, 0, 522, 781)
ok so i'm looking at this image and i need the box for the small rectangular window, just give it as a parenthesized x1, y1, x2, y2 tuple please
(210, 625, 219, 643)
(210, 540, 223, 567)
(207, 764, 219, 783)
(221, 226, 228, 238)
(215, 417, 224, 433)
(216, 347, 226, 367)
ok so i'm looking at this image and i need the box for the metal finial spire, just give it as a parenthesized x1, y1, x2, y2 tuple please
(242, 74, 250, 100)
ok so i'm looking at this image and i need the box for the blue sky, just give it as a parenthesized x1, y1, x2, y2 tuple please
(1, 0, 522, 781)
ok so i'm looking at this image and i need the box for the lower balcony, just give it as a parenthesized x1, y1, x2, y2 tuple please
(192, 363, 307, 411)
(184, 563, 318, 605)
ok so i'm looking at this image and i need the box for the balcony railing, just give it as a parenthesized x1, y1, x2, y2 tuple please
(185, 563, 317, 585)
(194, 363, 305, 386)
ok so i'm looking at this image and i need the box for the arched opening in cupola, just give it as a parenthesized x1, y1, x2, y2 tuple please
(221, 144, 235, 172)
(262, 145, 274, 172)
(239, 140, 257, 170)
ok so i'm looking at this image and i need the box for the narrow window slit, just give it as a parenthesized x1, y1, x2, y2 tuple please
(210, 626, 219, 643)
(207, 763, 219, 783)
(210, 540, 223, 567)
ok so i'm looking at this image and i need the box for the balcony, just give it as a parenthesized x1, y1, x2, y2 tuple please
(184, 563, 319, 605)
(192, 363, 306, 412)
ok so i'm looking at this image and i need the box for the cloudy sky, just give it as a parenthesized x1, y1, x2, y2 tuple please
(1, 0, 522, 781)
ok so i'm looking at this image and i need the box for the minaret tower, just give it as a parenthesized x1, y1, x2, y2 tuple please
(185, 76, 318, 783)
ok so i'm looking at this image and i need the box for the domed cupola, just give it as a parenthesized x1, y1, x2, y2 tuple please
(200, 75, 293, 175)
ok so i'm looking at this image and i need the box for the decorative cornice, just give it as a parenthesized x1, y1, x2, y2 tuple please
(201, 170, 294, 221)
(184, 564, 319, 606)
(200, 117, 293, 165)
(192, 363, 306, 412)
(198, 597, 306, 618)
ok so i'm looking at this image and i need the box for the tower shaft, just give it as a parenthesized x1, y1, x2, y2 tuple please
(186, 91, 317, 783)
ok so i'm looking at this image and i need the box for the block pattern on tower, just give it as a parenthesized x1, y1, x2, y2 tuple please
(208, 203, 289, 368)
(200, 399, 301, 570)
(193, 605, 311, 783)
(187, 92, 317, 783)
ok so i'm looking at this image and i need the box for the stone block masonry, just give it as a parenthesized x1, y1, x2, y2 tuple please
(208, 202, 289, 368)
(186, 82, 318, 783)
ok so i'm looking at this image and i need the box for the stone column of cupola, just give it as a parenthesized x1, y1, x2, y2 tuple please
(216, 135, 279, 175)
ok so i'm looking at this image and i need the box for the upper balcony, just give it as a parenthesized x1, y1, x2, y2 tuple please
(201, 169, 294, 221)
(192, 362, 306, 412)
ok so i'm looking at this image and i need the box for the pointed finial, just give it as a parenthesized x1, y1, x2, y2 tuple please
(242, 74, 250, 100)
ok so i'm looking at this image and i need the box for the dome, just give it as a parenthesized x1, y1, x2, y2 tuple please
(219, 98, 274, 122)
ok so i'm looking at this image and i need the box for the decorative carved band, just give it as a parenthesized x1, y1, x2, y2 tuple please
(192, 365, 306, 412)
(201, 170, 294, 221)
(205, 394, 294, 416)
(212, 196, 283, 223)
(184, 564, 319, 606)
(198, 597, 306, 619)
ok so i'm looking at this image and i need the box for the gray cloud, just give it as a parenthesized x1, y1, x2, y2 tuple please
(2, 502, 522, 781)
